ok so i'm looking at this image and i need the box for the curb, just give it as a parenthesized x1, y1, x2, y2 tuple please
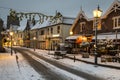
(65, 56, 120, 70)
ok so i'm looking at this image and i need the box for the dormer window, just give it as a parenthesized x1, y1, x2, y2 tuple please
(113, 16, 120, 29)
(80, 22, 85, 32)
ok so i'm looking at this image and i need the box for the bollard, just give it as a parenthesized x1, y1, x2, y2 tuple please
(74, 55, 76, 62)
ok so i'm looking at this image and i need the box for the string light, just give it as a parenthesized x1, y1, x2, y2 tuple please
(0, 6, 63, 24)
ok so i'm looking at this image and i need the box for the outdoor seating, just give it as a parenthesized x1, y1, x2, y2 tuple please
(101, 56, 106, 62)
(101, 55, 120, 63)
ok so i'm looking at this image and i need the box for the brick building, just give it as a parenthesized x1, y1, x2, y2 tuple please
(66, 0, 120, 54)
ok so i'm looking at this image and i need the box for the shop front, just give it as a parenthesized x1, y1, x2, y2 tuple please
(65, 35, 93, 54)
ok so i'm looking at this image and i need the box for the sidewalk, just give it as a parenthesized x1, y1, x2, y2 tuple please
(37, 49, 120, 69)
(0, 50, 46, 80)
(0, 53, 24, 80)
(65, 53, 120, 69)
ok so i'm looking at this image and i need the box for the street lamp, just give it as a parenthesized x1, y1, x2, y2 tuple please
(9, 31, 13, 55)
(93, 5, 102, 64)
(48, 37, 50, 54)
(33, 37, 36, 51)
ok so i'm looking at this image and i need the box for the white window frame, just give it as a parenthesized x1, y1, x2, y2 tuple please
(80, 22, 85, 32)
(113, 16, 120, 29)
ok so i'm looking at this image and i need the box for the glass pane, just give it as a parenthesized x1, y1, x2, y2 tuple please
(118, 18, 120, 27)
(115, 18, 117, 27)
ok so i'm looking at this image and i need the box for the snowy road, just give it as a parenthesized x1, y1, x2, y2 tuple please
(15, 47, 104, 80)
(17, 49, 73, 80)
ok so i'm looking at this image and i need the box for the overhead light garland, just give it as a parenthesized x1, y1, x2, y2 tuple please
(9, 9, 63, 24)
(9, 9, 53, 24)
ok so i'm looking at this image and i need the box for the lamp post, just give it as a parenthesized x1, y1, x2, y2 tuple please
(33, 37, 36, 51)
(48, 37, 50, 54)
(93, 5, 102, 64)
(10, 31, 13, 55)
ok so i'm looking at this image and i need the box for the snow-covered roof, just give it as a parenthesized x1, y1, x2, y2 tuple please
(35, 18, 51, 29)
(66, 35, 82, 40)
(93, 32, 120, 39)
(31, 21, 41, 30)
(17, 13, 74, 31)
(36, 16, 74, 29)
(17, 18, 27, 31)
(12, 25, 19, 31)
(39, 18, 50, 28)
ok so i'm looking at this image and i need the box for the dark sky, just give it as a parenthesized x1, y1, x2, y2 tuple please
(0, 0, 115, 23)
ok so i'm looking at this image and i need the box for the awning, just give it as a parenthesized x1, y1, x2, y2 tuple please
(66, 35, 89, 43)
(93, 33, 120, 39)
(66, 35, 81, 40)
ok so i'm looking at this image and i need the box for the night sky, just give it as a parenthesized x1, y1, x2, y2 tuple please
(0, 0, 115, 23)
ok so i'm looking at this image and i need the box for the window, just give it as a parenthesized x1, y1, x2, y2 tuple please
(21, 34, 22, 38)
(118, 18, 120, 26)
(93, 19, 101, 30)
(80, 22, 85, 32)
(39, 30, 41, 35)
(36, 32, 37, 36)
(113, 16, 120, 29)
(51, 28, 53, 34)
(57, 26, 60, 33)
(41, 30, 44, 35)
(47, 28, 49, 35)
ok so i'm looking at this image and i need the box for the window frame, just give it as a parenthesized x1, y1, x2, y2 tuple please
(113, 16, 120, 29)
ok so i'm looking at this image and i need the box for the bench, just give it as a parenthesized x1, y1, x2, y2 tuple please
(54, 51, 66, 59)
(82, 53, 89, 58)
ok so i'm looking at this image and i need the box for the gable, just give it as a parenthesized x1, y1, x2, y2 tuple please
(103, 0, 120, 18)
(70, 9, 89, 34)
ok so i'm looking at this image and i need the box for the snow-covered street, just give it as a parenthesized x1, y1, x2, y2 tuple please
(0, 47, 120, 80)
(30, 48, 120, 80)
(0, 53, 45, 80)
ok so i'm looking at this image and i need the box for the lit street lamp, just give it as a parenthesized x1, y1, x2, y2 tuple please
(33, 37, 36, 51)
(93, 5, 102, 64)
(10, 31, 13, 55)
